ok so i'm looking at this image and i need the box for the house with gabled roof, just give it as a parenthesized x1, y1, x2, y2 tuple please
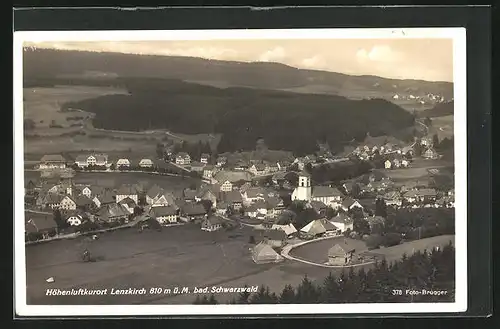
(75, 195, 94, 210)
(151, 192, 177, 210)
(25, 211, 58, 239)
(329, 213, 354, 233)
(300, 218, 338, 238)
(249, 163, 269, 176)
(139, 158, 155, 168)
(328, 241, 355, 265)
(93, 190, 115, 208)
(200, 153, 210, 164)
(116, 158, 131, 169)
(341, 197, 363, 212)
(175, 152, 191, 165)
(74, 154, 108, 168)
(252, 229, 287, 248)
(252, 242, 284, 264)
(150, 206, 178, 224)
(115, 184, 139, 204)
(383, 191, 402, 207)
(96, 203, 130, 223)
(39, 154, 67, 169)
(201, 216, 223, 232)
(119, 197, 137, 214)
(65, 210, 85, 227)
(146, 184, 163, 205)
(181, 203, 207, 221)
(60, 195, 77, 210)
(221, 190, 243, 210)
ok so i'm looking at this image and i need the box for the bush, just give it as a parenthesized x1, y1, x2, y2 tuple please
(366, 234, 383, 250)
(381, 233, 402, 247)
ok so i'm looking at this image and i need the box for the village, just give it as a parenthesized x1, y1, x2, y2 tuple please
(24, 130, 454, 268)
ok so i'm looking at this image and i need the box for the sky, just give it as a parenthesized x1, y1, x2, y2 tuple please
(25, 38, 454, 82)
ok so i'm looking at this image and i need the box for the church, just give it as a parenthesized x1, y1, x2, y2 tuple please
(291, 171, 344, 207)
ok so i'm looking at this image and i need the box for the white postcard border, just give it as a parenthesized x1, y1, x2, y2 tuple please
(14, 27, 467, 316)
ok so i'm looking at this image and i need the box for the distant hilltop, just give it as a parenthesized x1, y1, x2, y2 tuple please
(23, 48, 454, 101)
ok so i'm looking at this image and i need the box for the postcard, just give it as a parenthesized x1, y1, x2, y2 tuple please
(14, 27, 467, 316)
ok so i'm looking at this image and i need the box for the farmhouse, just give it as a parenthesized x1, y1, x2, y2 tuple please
(242, 187, 267, 205)
(93, 190, 115, 208)
(181, 203, 207, 221)
(216, 156, 227, 167)
(310, 200, 327, 215)
(150, 206, 178, 224)
(96, 203, 130, 223)
(25, 211, 58, 239)
(65, 210, 84, 226)
(115, 184, 139, 204)
(139, 158, 154, 168)
(249, 163, 269, 176)
(190, 161, 205, 172)
(195, 185, 219, 208)
(215, 202, 228, 216)
(74, 154, 108, 168)
(221, 190, 243, 210)
(252, 242, 284, 264)
(213, 170, 252, 185)
(146, 184, 163, 205)
(75, 195, 94, 210)
(201, 216, 223, 232)
(384, 160, 392, 169)
(423, 147, 439, 159)
(403, 188, 437, 203)
(269, 223, 298, 238)
(300, 218, 338, 238)
(175, 152, 191, 165)
(60, 195, 77, 210)
(151, 192, 177, 209)
(383, 191, 402, 207)
(39, 154, 66, 169)
(118, 197, 137, 214)
(116, 158, 131, 168)
(341, 197, 363, 212)
(329, 213, 354, 233)
(252, 229, 287, 248)
(328, 241, 355, 266)
(42, 193, 64, 209)
(203, 165, 215, 180)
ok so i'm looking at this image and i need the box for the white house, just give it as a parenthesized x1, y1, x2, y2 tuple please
(384, 160, 392, 169)
(80, 186, 92, 199)
(203, 165, 215, 180)
(151, 192, 177, 209)
(220, 180, 233, 192)
(139, 158, 154, 168)
(60, 195, 77, 210)
(201, 216, 223, 232)
(74, 154, 108, 168)
(249, 163, 269, 176)
(401, 159, 409, 167)
(118, 197, 137, 214)
(175, 152, 191, 165)
(216, 156, 227, 167)
(329, 213, 354, 233)
(341, 198, 363, 212)
(66, 213, 83, 226)
(116, 158, 131, 168)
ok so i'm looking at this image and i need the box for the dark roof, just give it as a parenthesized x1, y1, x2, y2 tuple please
(312, 186, 343, 198)
(183, 189, 197, 200)
(342, 197, 360, 208)
(75, 195, 93, 207)
(330, 213, 353, 224)
(182, 203, 207, 216)
(266, 196, 282, 209)
(25, 211, 57, 232)
(119, 197, 137, 207)
(146, 184, 163, 199)
(204, 216, 223, 226)
(116, 184, 139, 195)
(222, 190, 243, 203)
(41, 154, 66, 163)
(45, 193, 64, 204)
(97, 203, 129, 220)
(150, 206, 177, 217)
(310, 200, 326, 212)
(328, 241, 355, 256)
(95, 191, 115, 204)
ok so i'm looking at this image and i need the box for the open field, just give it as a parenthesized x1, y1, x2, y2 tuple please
(429, 115, 454, 140)
(377, 158, 453, 181)
(363, 235, 455, 262)
(25, 224, 336, 305)
(290, 237, 369, 264)
(24, 170, 198, 191)
(290, 235, 455, 267)
(23, 86, 128, 132)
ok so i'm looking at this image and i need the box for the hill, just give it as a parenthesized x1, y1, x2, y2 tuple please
(60, 77, 416, 156)
(418, 101, 454, 118)
(23, 48, 454, 100)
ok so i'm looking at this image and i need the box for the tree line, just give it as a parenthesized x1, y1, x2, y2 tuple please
(194, 242, 455, 304)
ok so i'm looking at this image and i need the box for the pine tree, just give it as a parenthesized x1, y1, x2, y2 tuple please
(208, 294, 218, 304)
(279, 284, 296, 304)
(295, 275, 320, 303)
(321, 272, 340, 303)
(249, 285, 272, 304)
(237, 285, 251, 304)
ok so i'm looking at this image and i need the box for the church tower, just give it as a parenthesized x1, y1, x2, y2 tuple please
(292, 171, 312, 201)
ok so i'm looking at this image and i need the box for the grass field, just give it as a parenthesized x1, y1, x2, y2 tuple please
(25, 224, 337, 305)
(290, 235, 455, 267)
(429, 115, 454, 140)
(24, 170, 198, 191)
(377, 157, 453, 181)
(23, 86, 128, 131)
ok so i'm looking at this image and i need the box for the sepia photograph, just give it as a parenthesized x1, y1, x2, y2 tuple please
(14, 28, 467, 316)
